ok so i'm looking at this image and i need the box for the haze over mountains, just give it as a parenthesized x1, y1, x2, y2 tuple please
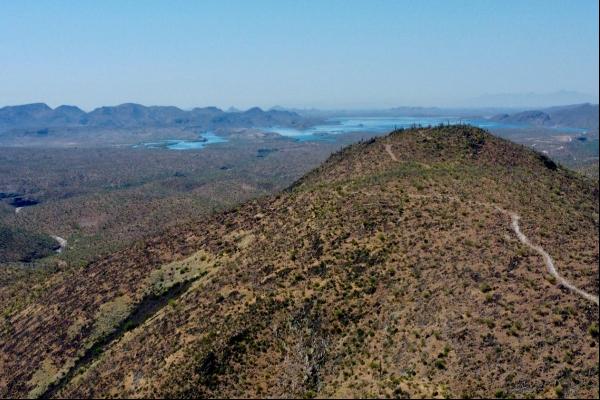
(2, 102, 598, 135)
(0, 103, 312, 133)
(462, 91, 598, 109)
(491, 103, 599, 130)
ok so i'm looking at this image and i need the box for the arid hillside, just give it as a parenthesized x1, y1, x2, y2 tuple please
(1, 126, 598, 398)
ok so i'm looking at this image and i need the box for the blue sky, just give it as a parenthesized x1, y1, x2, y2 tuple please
(1, 0, 598, 109)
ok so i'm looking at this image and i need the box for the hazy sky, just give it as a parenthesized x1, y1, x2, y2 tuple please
(1, 0, 598, 109)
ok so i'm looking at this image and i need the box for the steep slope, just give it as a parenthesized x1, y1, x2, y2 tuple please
(544, 103, 599, 130)
(0, 126, 598, 398)
(492, 110, 552, 126)
(0, 223, 59, 262)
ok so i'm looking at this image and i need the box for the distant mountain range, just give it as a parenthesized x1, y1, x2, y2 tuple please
(0, 103, 314, 133)
(491, 103, 599, 130)
(2, 102, 597, 134)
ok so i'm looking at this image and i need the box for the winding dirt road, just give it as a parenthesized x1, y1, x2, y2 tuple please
(384, 142, 599, 306)
(506, 212, 599, 306)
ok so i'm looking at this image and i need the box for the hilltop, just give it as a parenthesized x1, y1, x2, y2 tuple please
(0, 126, 598, 398)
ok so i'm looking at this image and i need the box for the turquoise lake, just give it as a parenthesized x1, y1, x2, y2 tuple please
(267, 116, 523, 142)
(135, 117, 587, 149)
(136, 132, 228, 150)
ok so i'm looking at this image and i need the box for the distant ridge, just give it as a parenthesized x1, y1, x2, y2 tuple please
(490, 103, 599, 130)
(0, 103, 315, 132)
(463, 90, 598, 108)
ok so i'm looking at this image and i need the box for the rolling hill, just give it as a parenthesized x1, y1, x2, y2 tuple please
(491, 103, 599, 130)
(0, 126, 598, 398)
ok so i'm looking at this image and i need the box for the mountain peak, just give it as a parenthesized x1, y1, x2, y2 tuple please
(0, 102, 51, 112)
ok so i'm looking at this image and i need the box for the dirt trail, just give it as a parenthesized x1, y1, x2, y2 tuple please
(385, 144, 398, 161)
(504, 211, 599, 306)
(51, 235, 67, 253)
(384, 143, 431, 168)
(406, 192, 598, 306)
